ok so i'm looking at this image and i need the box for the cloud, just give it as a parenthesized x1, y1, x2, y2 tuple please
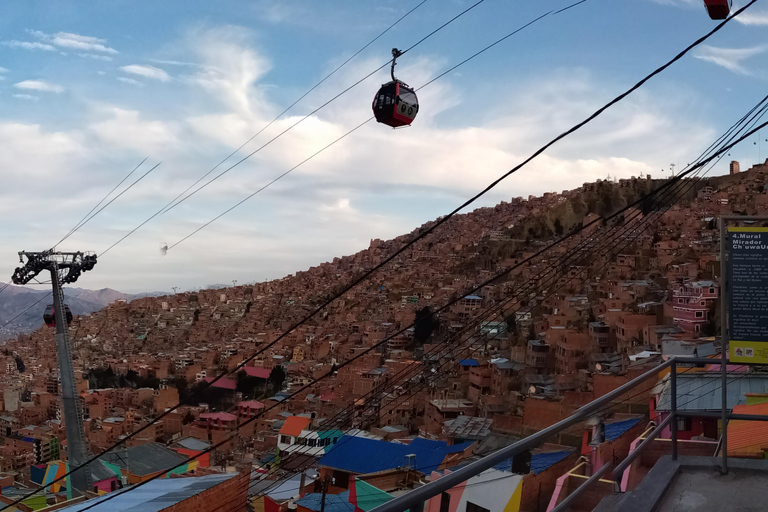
(694, 44, 768, 74)
(50, 32, 117, 54)
(12, 94, 39, 101)
(1, 40, 56, 51)
(79, 53, 113, 62)
(19, 30, 118, 55)
(186, 26, 271, 119)
(120, 65, 171, 82)
(89, 107, 180, 153)
(0, 67, 8, 73)
(735, 10, 768, 25)
(13, 80, 64, 93)
(117, 77, 143, 86)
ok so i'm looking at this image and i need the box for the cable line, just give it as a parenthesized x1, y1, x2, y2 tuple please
(156, 0, 430, 217)
(165, 1, 582, 250)
(4, 8, 758, 508)
(55, 157, 149, 247)
(52, 106, 763, 512)
(98, 0, 488, 257)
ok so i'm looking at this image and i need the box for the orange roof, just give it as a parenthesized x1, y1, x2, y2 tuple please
(728, 402, 768, 458)
(279, 416, 312, 437)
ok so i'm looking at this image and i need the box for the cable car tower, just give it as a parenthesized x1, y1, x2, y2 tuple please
(12, 250, 97, 495)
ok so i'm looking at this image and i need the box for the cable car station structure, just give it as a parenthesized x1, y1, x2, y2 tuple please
(11, 250, 97, 495)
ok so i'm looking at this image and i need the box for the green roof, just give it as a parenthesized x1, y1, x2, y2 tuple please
(354, 479, 394, 511)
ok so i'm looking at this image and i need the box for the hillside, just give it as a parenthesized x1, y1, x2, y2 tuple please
(0, 285, 155, 340)
(4, 175, 674, 360)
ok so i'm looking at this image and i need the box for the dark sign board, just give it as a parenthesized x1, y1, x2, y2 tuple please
(728, 227, 768, 363)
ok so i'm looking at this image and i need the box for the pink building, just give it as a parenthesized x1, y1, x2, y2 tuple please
(670, 280, 718, 334)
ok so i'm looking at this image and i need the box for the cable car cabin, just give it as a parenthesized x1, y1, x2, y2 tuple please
(372, 81, 419, 128)
(43, 304, 73, 328)
(703, 0, 731, 20)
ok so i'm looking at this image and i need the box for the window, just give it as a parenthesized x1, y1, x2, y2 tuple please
(280, 435, 292, 445)
(440, 493, 451, 512)
(466, 504, 490, 512)
(677, 416, 692, 432)
(696, 311, 703, 318)
(710, 288, 715, 294)
(678, 299, 683, 304)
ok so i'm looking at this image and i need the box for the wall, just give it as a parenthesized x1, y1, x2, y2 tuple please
(425, 469, 524, 512)
(161, 471, 249, 512)
(520, 452, 578, 512)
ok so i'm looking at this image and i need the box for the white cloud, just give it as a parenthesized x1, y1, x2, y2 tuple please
(89, 108, 180, 153)
(735, 10, 768, 25)
(20, 30, 118, 54)
(50, 32, 117, 54)
(117, 77, 143, 86)
(79, 53, 112, 62)
(0, 67, 8, 73)
(120, 65, 171, 82)
(13, 80, 64, 93)
(1, 40, 56, 51)
(12, 94, 39, 101)
(694, 45, 768, 74)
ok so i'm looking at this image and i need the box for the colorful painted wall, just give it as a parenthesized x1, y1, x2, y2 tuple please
(425, 469, 523, 512)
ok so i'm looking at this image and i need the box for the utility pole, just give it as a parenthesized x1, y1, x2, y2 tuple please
(172, 287, 179, 295)
(232, 280, 237, 288)
(320, 475, 331, 512)
(12, 250, 97, 495)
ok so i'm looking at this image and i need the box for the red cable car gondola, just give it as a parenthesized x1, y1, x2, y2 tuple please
(372, 48, 419, 128)
(703, 0, 731, 20)
(43, 304, 73, 328)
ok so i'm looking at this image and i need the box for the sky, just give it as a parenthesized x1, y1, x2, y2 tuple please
(1, 0, 768, 293)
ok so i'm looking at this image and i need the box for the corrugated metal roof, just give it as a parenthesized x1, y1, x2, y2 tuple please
(174, 437, 211, 451)
(297, 490, 354, 512)
(728, 402, 768, 457)
(100, 442, 189, 477)
(319, 436, 448, 475)
(605, 418, 642, 442)
(280, 416, 312, 436)
(58, 473, 236, 511)
(458, 359, 479, 367)
(494, 450, 574, 475)
(442, 416, 493, 440)
(656, 374, 768, 412)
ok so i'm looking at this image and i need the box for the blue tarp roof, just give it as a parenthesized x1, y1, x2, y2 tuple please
(494, 450, 573, 475)
(297, 490, 354, 512)
(319, 436, 448, 475)
(458, 359, 479, 367)
(605, 418, 642, 442)
(409, 438, 474, 454)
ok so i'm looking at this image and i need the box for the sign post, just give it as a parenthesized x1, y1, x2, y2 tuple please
(721, 215, 768, 474)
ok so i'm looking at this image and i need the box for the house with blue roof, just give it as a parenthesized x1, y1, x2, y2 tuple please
(317, 436, 455, 490)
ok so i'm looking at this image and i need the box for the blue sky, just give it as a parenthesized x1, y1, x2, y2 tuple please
(1, 0, 768, 293)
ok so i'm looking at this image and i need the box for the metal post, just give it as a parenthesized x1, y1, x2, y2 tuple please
(51, 266, 91, 494)
(671, 359, 678, 461)
(719, 216, 729, 474)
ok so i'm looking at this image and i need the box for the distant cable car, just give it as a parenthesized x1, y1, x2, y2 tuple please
(372, 48, 419, 128)
(43, 304, 73, 328)
(703, 0, 731, 20)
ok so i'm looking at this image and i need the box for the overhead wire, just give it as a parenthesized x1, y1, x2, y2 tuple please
(54, 157, 150, 247)
(41, 100, 762, 512)
(4, 5, 759, 509)
(155, 0, 431, 218)
(165, 0, 583, 250)
(249, 143, 727, 492)
(98, 0, 490, 257)
(38, 108, 768, 512)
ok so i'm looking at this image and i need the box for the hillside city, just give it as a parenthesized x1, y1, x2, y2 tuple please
(0, 159, 763, 511)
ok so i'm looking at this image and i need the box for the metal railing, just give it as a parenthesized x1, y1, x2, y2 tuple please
(370, 355, 761, 512)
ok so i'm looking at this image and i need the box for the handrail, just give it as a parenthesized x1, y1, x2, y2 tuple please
(369, 358, 673, 512)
